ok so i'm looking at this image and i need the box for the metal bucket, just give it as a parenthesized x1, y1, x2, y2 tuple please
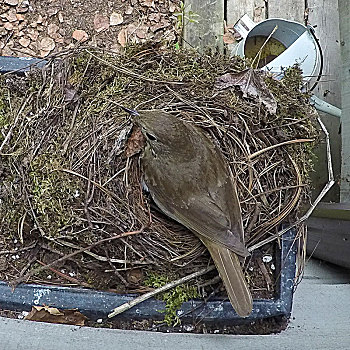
(233, 15, 321, 88)
(231, 14, 341, 117)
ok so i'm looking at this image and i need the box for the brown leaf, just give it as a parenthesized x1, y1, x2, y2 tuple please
(5, 0, 19, 6)
(36, 14, 43, 24)
(135, 26, 148, 39)
(47, 7, 59, 17)
(4, 22, 14, 31)
(16, 13, 25, 21)
(47, 23, 59, 37)
(93, 13, 109, 33)
(110, 12, 123, 26)
(72, 29, 89, 42)
(117, 28, 127, 47)
(125, 127, 145, 158)
(27, 28, 39, 41)
(124, 6, 133, 15)
(223, 32, 236, 44)
(126, 268, 144, 285)
(24, 306, 88, 326)
(215, 69, 277, 114)
(64, 84, 79, 103)
(140, 0, 154, 7)
(7, 9, 18, 22)
(39, 36, 55, 51)
(18, 37, 30, 47)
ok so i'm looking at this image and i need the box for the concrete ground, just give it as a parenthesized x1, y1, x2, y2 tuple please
(1, 258, 349, 350)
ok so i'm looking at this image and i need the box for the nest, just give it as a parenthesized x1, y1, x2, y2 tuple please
(0, 44, 319, 300)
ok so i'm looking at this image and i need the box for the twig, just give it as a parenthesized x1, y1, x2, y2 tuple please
(85, 49, 183, 85)
(10, 228, 143, 288)
(248, 116, 334, 251)
(108, 265, 216, 318)
(249, 138, 314, 160)
(36, 260, 92, 288)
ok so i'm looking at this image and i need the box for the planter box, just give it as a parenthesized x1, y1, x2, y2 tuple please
(0, 56, 298, 326)
(0, 229, 297, 324)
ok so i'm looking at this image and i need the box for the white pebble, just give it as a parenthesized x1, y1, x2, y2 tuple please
(271, 263, 275, 270)
(263, 255, 272, 263)
(96, 319, 103, 323)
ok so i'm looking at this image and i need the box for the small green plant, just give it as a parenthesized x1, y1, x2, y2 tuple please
(174, 1, 200, 49)
(145, 272, 199, 326)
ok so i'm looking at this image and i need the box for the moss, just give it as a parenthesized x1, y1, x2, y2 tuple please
(144, 273, 199, 326)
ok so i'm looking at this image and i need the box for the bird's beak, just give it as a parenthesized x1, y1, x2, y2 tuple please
(117, 104, 140, 116)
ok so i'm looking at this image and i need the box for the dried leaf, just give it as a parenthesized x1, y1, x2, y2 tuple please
(39, 36, 55, 51)
(27, 28, 39, 41)
(126, 268, 143, 284)
(215, 69, 277, 114)
(47, 23, 59, 37)
(18, 37, 30, 47)
(140, 0, 154, 7)
(125, 127, 145, 157)
(124, 6, 133, 15)
(94, 13, 109, 33)
(16, 13, 25, 21)
(64, 84, 79, 103)
(7, 9, 18, 22)
(24, 306, 88, 326)
(72, 29, 89, 42)
(5, 0, 19, 6)
(223, 32, 236, 44)
(110, 12, 123, 26)
(4, 22, 14, 31)
(135, 26, 148, 39)
(117, 28, 127, 47)
(47, 7, 59, 17)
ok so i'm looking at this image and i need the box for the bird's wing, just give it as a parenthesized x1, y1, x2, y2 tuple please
(149, 179, 249, 257)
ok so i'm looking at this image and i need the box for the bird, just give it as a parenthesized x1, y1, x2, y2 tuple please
(128, 108, 253, 317)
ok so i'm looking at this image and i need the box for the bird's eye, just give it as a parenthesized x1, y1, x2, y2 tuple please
(146, 132, 157, 141)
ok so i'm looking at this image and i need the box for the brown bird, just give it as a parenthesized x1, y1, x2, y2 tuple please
(132, 109, 253, 317)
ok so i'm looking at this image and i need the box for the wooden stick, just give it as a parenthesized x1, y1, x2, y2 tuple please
(108, 265, 216, 318)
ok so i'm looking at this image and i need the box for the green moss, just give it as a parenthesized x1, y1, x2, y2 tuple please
(144, 273, 199, 326)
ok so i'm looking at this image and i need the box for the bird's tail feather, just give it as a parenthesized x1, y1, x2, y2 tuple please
(204, 239, 253, 317)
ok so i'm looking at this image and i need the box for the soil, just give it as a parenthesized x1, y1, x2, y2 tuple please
(0, 0, 179, 57)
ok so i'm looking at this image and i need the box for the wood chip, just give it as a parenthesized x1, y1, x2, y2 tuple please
(117, 28, 127, 47)
(18, 36, 30, 47)
(93, 13, 109, 32)
(72, 29, 89, 42)
(5, 0, 19, 6)
(110, 12, 123, 26)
